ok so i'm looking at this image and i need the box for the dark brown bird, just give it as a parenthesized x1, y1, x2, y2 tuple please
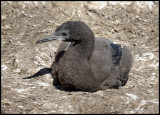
(35, 21, 132, 92)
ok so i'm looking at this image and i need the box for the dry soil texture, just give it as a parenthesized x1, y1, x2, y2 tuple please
(1, 1, 159, 114)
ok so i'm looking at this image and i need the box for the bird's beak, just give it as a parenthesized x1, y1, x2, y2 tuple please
(36, 33, 65, 44)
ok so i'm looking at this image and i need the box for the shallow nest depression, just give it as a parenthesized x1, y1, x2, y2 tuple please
(1, 1, 159, 114)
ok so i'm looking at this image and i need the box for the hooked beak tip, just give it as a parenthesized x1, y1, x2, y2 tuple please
(36, 40, 41, 44)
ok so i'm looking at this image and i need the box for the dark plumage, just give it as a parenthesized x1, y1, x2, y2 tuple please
(36, 21, 132, 92)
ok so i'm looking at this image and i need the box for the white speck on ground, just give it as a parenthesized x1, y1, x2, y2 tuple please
(126, 93, 138, 100)
(2, 65, 8, 71)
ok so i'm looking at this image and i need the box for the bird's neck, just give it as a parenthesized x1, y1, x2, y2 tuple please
(69, 38, 95, 60)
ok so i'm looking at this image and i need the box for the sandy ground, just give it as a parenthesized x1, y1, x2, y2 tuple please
(1, 1, 159, 114)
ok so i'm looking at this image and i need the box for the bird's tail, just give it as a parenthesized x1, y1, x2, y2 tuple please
(23, 68, 52, 79)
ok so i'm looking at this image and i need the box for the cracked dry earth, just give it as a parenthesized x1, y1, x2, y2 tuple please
(1, 1, 159, 114)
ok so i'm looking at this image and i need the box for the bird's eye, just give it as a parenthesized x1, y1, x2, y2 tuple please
(62, 32, 67, 36)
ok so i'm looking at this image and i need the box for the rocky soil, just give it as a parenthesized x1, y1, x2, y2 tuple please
(1, 1, 159, 114)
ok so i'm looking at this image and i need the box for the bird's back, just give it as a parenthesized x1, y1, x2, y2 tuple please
(89, 37, 113, 83)
(90, 37, 132, 89)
